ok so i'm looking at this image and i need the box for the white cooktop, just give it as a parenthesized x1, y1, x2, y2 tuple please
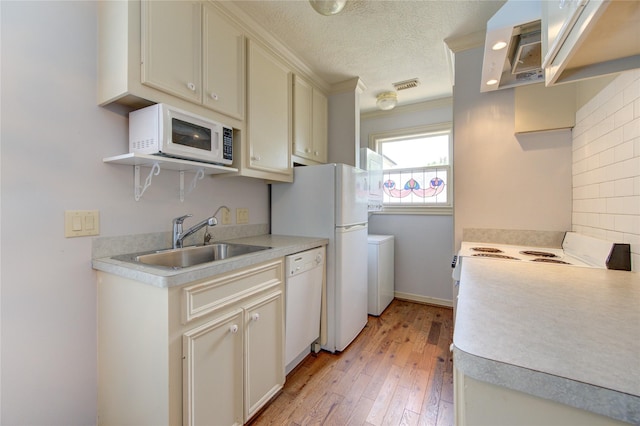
(458, 241, 596, 268)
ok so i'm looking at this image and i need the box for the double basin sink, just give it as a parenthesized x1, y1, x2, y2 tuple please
(113, 243, 271, 270)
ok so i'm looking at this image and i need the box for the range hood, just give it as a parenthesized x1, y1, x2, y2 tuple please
(481, 1, 544, 92)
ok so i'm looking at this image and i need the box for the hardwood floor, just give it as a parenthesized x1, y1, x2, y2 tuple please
(250, 299, 454, 426)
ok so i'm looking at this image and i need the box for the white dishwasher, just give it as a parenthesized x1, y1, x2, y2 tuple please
(285, 246, 325, 375)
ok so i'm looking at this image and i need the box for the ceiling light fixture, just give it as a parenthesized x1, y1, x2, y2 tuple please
(376, 91, 397, 111)
(492, 41, 507, 50)
(309, 0, 346, 16)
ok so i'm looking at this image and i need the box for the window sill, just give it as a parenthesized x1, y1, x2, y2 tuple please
(371, 206, 453, 216)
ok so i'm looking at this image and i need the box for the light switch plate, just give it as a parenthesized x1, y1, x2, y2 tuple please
(65, 210, 100, 237)
(236, 208, 249, 224)
(221, 208, 232, 225)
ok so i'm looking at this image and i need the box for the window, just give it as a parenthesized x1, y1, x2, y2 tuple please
(369, 123, 452, 214)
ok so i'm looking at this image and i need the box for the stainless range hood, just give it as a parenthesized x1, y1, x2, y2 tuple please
(481, 1, 544, 92)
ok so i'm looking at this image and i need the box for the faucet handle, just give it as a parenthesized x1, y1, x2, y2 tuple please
(173, 214, 192, 224)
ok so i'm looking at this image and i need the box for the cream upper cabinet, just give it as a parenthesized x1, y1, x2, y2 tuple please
(141, 1, 245, 120)
(312, 87, 328, 162)
(141, 1, 202, 104)
(245, 40, 293, 182)
(202, 2, 245, 120)
(293, 75, 328, 165)
(514, 82, 576, 133)
(98, 0, 244, 123)
(97, 258, 285, 426)
(542, 0, 640, 86)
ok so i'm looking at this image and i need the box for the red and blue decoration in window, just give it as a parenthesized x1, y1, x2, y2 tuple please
(383, 176, 445, 198)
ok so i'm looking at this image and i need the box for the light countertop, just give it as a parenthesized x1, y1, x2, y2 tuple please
(453, 257, 640, 424)
(92, 234, 328, 288)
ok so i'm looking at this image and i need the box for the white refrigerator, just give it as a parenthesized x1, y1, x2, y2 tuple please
(271, 163, 369, 353)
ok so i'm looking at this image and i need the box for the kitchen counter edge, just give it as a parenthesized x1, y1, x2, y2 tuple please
(92, 234, 329, 288)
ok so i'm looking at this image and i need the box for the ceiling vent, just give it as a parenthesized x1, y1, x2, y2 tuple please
(393, 78, 420, 91)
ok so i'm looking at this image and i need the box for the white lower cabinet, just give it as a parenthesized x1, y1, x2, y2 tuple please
(98, 258, 285, 426)
(244, 291, 284, 419)
(183, 309, 244, 426)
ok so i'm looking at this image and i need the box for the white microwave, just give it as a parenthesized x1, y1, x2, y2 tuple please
(129, 103, 233, 165)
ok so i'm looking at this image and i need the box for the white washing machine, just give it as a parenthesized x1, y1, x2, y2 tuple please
(367, 235, 394, 316)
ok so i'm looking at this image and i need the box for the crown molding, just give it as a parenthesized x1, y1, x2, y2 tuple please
(329, 77, 367, 95)
(213, 1, 331, 93)
(444, 30, 485, 53)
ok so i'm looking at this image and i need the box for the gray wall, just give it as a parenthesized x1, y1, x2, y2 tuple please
(360, 101, 454, 306)
(0, 2, 269, 423)
(452, 47, 573, 248)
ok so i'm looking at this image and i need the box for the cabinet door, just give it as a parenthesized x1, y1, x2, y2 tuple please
(202, 3, 245, 120)
(244, 291, 285, 421)
(183, 309, 244, 426)
(311, 87, 328, 163)
(141, 1, 202, 103)
(293, 76, 313, 159)
(294, 77, 328, 164)
(247, 41, 292, 177)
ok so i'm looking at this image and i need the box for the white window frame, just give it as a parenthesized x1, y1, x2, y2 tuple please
(368, 123, 453, 215)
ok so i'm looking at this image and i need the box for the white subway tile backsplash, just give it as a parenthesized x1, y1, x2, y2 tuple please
(573, 70, 640, 271)
(609, 157, 640, 181)
(600, 214, 615, 230)
(614, 177, 636, 197)
(614, 140, 635, 162)
(597, 114, 615, 139)
(623, 79, 640, 107)
(614, 103, 634, 128)
(606, 196, 639, 215)
(599, 147, 614, 166)
(599, 181, 615, 197)
(614, 214, 640, 234)
(623, 117, 639, 141)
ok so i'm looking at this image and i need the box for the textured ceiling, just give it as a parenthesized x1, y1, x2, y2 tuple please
(231, 0, 506, 112)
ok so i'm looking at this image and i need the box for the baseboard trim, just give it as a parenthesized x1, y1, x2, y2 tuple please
(394, 292, 453, 308)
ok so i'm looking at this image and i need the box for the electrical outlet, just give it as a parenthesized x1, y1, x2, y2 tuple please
(65, 210, 100, 237)
(236, 208, 249, 224)
(221, 208, 232, 225)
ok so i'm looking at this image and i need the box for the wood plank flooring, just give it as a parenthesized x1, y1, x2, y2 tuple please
(250, 299, 454, 426)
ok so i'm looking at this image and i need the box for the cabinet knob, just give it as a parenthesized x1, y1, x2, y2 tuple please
(187, 82, 196, 92)
(305, 148, 311, 153)
(251, 313, 260, 322)
(314, 151, 319, 156)
(210, 92, 219, 101)
(251, 156, 261, 162)
(229, 324, 239, 334)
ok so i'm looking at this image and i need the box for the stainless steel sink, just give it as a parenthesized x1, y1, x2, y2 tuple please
(113, 243, 271, 269)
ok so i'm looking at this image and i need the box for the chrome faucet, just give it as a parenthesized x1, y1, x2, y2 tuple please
(172, 214, 217, 249)
(212, 205, 230, 220)
(202, 206, 231, 244)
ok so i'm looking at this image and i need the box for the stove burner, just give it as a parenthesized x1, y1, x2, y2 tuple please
(472, 253, 519, 260)
(530, 258, 571, 265)
(471, 247, 504, 253)
(520, 250, 558, 258)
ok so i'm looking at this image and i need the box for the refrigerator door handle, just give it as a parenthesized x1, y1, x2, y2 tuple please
(340, 224, 368, 231)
